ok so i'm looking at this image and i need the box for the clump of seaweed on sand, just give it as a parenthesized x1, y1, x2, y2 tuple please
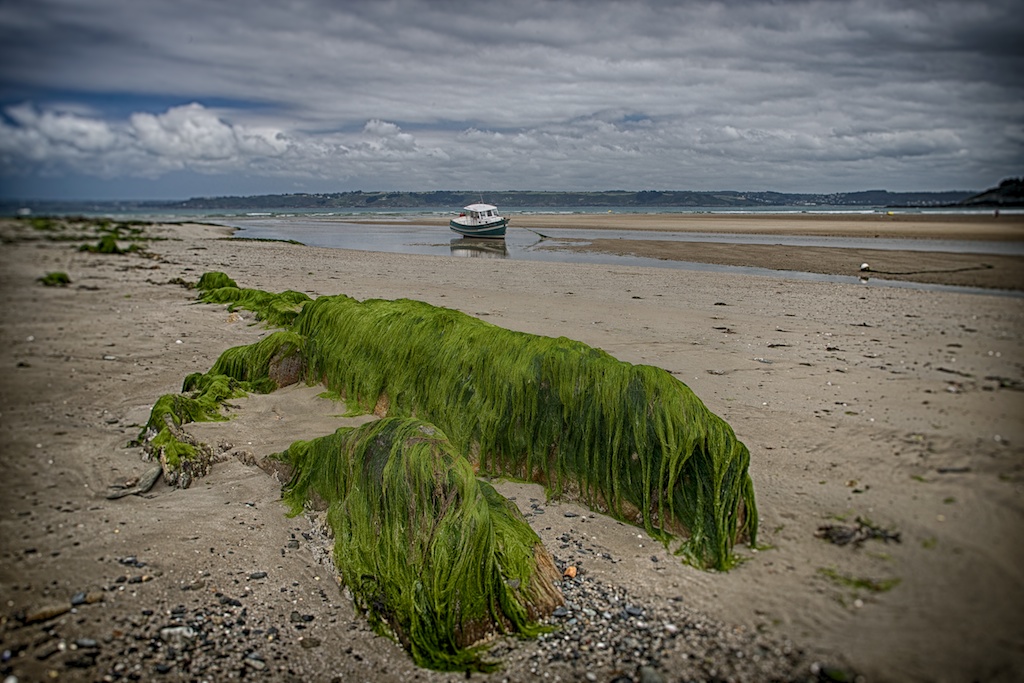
(137, 272, 310, 485)
(195, 271, 311, 327)
(277, 418, 562, 671)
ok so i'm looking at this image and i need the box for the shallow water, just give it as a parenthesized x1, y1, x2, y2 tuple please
(217, 218, 1023, 298)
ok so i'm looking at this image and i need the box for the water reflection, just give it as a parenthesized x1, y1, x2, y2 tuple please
(450, 238, 509, 259)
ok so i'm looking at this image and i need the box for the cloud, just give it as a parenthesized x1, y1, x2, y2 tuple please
(0, 102, 299, 178)
(0, 0, 1021, 197)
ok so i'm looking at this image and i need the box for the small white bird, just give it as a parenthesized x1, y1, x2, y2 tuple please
(860, 263, 870, 272)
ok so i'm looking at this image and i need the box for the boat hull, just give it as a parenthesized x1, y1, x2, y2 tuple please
(449, 217, 508, 238)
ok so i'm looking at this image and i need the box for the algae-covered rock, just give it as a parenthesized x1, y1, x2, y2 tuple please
(278, 418, 562, 672)
(292, 294, 757, 569)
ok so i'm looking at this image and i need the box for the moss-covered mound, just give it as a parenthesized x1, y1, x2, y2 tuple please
(279, 418, 562, 671)
(290, 294, 757, 569)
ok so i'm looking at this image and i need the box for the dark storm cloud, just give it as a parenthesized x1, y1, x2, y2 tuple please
(0, 0, 1021, 198)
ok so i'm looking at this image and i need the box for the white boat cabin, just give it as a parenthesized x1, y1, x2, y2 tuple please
(460, 203, 501, 224)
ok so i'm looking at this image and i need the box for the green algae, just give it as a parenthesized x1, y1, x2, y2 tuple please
(195, 274, 310, 327)
(141, 377, 246, 468)
(27, 217, 61, 231)
(38, 271, 70, 287)
(201, 330, 306, 392)
(79, 233, 140, 254)
(140, 328, 311, 473)
(197, 271, 237, 290)
(148, 428, 198, 468)
(818, 567, 901, 593)
(278, 418, 561, 672)
(292, 294, 757, 569)
(190, 272, 757, 569)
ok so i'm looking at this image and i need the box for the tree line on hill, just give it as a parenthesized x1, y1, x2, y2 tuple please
(4, 179, 1021, 215)
(159, 180, 1024, 210)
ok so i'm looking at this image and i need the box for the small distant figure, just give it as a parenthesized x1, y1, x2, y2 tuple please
(994, 208, 1000, 218)
(860, 263, 870, 272)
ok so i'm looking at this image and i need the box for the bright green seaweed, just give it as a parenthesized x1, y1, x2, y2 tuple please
(38, 271, 70, 287)
(292, 294, 757, 569)
(139, 332, 305, 471)
(197, 274, 310, 328)
(279, 418, 561, 671)
(188, 272, 757, 569)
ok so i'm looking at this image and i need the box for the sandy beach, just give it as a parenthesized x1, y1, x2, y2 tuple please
(1, 214, 1022, 682)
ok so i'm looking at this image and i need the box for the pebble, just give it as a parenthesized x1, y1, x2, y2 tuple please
(639, 665, 665, 683)
(159, 626, 196, 647)
(506, 553, 811, 681)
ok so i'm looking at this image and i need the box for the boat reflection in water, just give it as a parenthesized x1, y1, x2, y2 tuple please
(450, 238, 509, 259)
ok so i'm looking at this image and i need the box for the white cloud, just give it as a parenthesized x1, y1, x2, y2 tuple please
(0, 103, 299, 178)
(0, 0, 1021, 196)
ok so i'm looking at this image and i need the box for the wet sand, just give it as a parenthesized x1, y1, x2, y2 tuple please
(408, 210, 1024, 240)
(388, 211, 1024, 290)
(1, 215, 1022, 682)
(565, 240, 1024, 290)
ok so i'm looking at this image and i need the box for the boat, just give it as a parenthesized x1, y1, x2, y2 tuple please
(449, 203, 509, 238)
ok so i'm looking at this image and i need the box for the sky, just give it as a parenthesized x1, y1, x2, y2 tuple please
(0, 0, 1022, 200)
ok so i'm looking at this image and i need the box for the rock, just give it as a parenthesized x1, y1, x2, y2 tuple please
(22, 603, 70, 624)
(639, 665, 665, 683)
(563, 566, 578, 578)
(244, 655, 266, 671)
(267, 347, 305, 388)
(159, 626, 197, 648)
(106, 466, 162, 499)
(248, 571, 268, 580)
